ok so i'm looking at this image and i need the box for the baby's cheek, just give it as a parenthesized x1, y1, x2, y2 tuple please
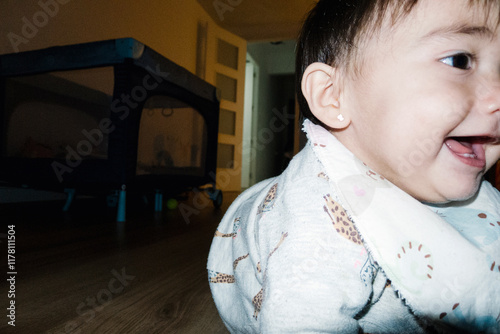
(488, 146, 500, 163)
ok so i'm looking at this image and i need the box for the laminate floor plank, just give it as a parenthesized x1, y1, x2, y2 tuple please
(0, 191, 234, 333)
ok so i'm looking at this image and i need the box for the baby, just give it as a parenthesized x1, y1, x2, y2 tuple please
(208, 0, 500, 332)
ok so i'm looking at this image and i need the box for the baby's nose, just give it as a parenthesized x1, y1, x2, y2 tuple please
(476, 77, 500, 114)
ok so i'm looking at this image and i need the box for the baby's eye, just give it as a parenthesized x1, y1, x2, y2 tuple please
(439, 53, 473, 70)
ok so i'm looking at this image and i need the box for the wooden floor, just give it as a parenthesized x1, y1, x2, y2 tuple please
(0, 190, 237, 334)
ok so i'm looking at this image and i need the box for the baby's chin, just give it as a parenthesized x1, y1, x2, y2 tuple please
(417, 181, 482, 205)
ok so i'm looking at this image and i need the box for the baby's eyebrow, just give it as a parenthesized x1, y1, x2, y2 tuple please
(421, 24, 493, 41)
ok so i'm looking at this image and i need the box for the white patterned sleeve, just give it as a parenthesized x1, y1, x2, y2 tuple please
(257, 176, 374, 333)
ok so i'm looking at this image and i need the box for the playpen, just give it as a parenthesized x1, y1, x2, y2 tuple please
(0, 38, 222, 220)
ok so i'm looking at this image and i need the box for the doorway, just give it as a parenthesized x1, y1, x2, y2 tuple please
(241, 53, 258, 189)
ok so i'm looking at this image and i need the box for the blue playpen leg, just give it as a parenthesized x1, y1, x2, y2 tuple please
(155, 190, 163, 212)
(117, 185, 126, 222)
(63, 188, 76, 212)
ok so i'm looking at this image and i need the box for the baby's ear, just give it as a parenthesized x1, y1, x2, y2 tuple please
(301, 62, 350, 129)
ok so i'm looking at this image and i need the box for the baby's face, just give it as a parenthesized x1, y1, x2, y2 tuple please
(339, 0, 500, 203)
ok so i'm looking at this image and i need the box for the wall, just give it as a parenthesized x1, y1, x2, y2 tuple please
(0, 0, 246, 192)
(1, 0, 206, 71)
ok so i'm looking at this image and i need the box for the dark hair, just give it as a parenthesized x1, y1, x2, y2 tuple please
(295, 0, 419, 125)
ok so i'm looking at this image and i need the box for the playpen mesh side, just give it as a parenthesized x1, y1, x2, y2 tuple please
(136, 95, 207, 177)
(2, 67, 114, 160)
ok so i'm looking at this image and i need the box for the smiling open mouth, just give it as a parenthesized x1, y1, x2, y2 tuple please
(444, 136, 495, 168)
